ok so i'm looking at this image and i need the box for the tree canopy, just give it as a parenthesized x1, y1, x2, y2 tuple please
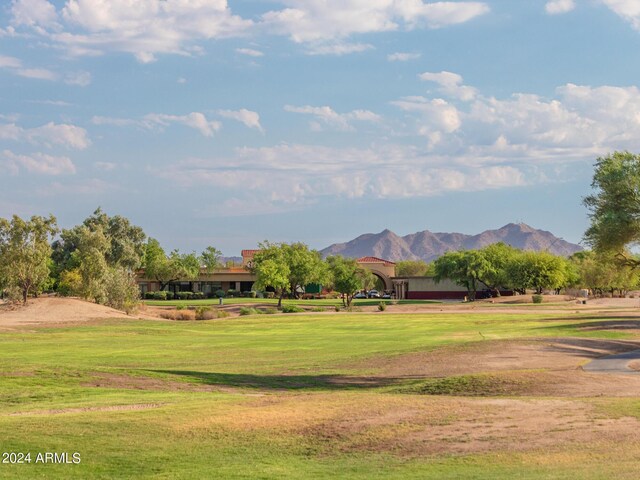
(0, 215, 58, 303)
(584, 151, 640, 264)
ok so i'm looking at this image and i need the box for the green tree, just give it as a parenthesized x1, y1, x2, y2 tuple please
(143, 238, 200, 291)
(251, 242, 327, 308)
(395, 260, 430, 277)
(433, 250, 492, 301)
(72, 225, 110, 303)
(570, 251, 639, 296)
(583, 151, 640, 265)
(505, 250, 573, 295)
(0, 215, 58, 303)
(326, 256, 362, 307)
(476, 243, 519, 296)
(201, 246, 222, 274)
(358, 268, 376, 292)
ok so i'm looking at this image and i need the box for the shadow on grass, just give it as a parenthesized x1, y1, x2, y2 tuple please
(149, 370, 403, 391)
(539, 337, 640, 359)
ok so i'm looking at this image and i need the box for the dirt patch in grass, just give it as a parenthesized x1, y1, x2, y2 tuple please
(344, 338, 640, 397)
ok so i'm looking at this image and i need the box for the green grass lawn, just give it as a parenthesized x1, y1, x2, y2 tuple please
(0, 310, 639, 479)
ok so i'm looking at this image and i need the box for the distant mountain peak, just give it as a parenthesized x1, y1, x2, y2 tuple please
(320, 224, 582, 262)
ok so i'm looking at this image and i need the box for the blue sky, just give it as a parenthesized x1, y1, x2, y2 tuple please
(2, 0, 640, 255)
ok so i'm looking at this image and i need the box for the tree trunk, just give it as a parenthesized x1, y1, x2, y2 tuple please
(22, 287, 28, 304)
(277, 292, 284, 309)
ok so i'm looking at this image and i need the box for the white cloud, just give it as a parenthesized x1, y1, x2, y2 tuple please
(152, 143, 527, 215)
(545, 0, 576, 15)
(143, 112, 222, 137)
(387, 52, 421, 61)
(305, 42, 373, 56)
(94, 161, 117, 171)
(218, 109, 264, 132)
(284, 105, 382, 131)
(10, 0, 253, 62)
(93, 112, 222, 137)
(1, 149, 75, 175)
(236, 48, 264, 57)
(64, 71, 91, 86)
(262, 1, 489, 43)
(0, 122, 90, 149)
(600, 0, 640, 29)
(419, 70, 477, 101)
(0, 55, 57, 81)
(0, 55, 22, 68)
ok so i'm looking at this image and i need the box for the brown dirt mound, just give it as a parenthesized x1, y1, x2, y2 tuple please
(0, 297, 137, 329)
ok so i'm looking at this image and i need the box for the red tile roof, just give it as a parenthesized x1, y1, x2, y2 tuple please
(357, 256, 396, 266)
(241, 249, 260, 258)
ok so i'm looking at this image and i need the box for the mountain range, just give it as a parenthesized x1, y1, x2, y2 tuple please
(319, 223, 583, 262)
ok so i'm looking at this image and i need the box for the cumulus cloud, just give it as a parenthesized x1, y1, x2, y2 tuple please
(600, 0, 640, 29)
(9, 0, 253, 62)
(1, 149, 75, 175)
(0, 121, 90, 149)
(218, 109, 264, 132)
(64, 70, 91, 86)
(419, 70, 477, 101)
(284, 105, 382, 131)
(545, 0, 576, 15)
(387, 52, 421, 61)
(262, 1, 489, 43)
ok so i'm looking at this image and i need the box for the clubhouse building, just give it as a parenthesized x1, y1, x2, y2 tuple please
(137, 250, 510, 300)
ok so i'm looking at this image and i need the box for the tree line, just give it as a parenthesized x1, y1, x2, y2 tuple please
(3, 150, 640, 309)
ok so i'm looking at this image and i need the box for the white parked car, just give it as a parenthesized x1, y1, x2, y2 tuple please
(353, 292, 367, 299)
(368, 290, 381, 298)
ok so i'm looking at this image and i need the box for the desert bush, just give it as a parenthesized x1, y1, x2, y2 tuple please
(216, 310, 230, 318)
(378, 301, 387, 311)
(311, 306, 326, 312)
(176, 305, 185, 311)
(239, 307, 260, 316)
(195, 306, 212, 320)
(263, 307, 277, 314)
(281, 304, 304, 313)
(159, 310, 195, 321)
(334, 305, 341, 312)
(532, 294, 544, 304)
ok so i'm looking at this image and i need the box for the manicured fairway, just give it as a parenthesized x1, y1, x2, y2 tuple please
(1, 309, 640, 479)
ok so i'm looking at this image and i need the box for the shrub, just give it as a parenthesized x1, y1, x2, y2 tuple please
(226, 289, 238, 298)
(334, 306, 341, 312)
(193, 292, 205, 300)
(242, 290, 257, 298)
(378, 301, 387, 311)
(263, 307, 277, 315)
(159, 310, 195, 321)
(264, 291, 275, 299)
(532, 294, 543, 304)
(176, 291, 193, 300)
(144, 292, 155, 300)
(217, 310, 230, 318)
(281, 304, 304, 314)
(176, 305, 185, 311)
(57, 268, 82, 297)
(239, 307, 260, 316)
(311, 306, 326, 312)
(214, 289, 225, 298)
(195, 306, 213, 320)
